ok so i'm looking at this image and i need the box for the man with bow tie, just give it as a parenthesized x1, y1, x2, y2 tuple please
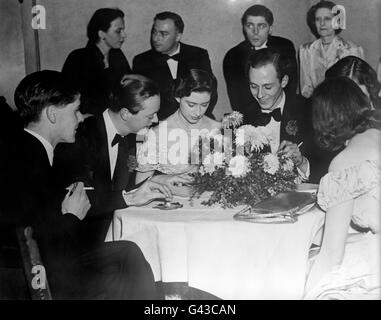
(245, 48, 311, 179)
(54, 75, 190, 243)
(223, 5, 297, 117)
(133, 11, 216, 120)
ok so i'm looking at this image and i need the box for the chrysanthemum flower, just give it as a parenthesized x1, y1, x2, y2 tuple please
(262, 153, 280, 175)
(227, 155, 251, 177)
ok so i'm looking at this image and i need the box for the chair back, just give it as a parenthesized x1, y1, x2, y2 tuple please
(16, 226, 52, 300)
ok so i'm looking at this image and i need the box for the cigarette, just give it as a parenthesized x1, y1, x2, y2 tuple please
(65, 187, 94, 191)
(297, 142, 303, 148)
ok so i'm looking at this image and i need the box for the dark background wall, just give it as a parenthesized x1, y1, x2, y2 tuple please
(1, 0, 380, 117)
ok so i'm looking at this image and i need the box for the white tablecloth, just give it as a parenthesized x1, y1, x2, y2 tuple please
(105, 195, 325, 299)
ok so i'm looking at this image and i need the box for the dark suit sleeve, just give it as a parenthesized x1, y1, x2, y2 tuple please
(223, 49, 242, 111)
(62, 51, 85, 93)
(132, 55, 145, 75)
(281, 40, 298, 95)
(199, 49, 218, 117)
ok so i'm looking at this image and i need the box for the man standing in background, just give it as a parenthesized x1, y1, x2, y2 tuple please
(133, 11, 216, 120)
(223, 5, 297, 121)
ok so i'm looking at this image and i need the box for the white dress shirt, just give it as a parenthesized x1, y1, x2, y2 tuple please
(24, 128, 54, 166)
(261, 92, 310, 179)
(254, 40, 268, 50)
(166, 44, 180, 79)
(103, 109, 121, 179)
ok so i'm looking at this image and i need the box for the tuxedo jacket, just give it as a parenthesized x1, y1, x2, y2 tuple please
(4, 131, 83, 272)
(223, 36, 298, 116)
(244, 93, 307, 145)
(243, 93, 325, 182)
(132, 42, 216, 119)
(62, 42, 131, 115)
(54, 115, 138, 218)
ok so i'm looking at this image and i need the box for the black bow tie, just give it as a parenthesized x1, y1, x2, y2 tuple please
(111, 134, 127, 147)
(163, 53, 180, 61)
(260, 108, 282, 125)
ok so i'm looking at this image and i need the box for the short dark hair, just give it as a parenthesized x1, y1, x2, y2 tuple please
(312, 77, 372, 151)
(87, 8, 124, 44)
(173, 69, 216, 101)
(110, 74, 160, 114)
(154, 11, 184, 33)
(14, 70, 79, 127)
(241, 5, 274, 26)
(307, 1, 342, 38)
(246, 48, 292, 82)
(326, 56, 381, 110)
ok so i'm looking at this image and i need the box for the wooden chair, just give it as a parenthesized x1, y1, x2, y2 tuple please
(16, 226, 52, 300)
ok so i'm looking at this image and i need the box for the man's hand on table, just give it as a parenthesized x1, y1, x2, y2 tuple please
(123, 180, 173, 207)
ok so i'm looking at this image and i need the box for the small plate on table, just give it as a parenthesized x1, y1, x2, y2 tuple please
(153, 202, 183, 210)
(296, 183, 318, 194)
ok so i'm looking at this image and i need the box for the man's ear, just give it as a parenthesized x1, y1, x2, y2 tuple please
(175, 31, 182, 43)
(46, 106, 56, 124)
(98, 30, 106, 42)
(280, 75, 289, 89)
(120, 107, 133, 121)
(268, 25, 273, 36)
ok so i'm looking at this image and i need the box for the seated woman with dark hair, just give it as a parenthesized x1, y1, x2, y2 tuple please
(325, 56, 381, 110)
(304, 77, 380, 299)
(135, 69, 221, 186)
(62, 8, 131, 115)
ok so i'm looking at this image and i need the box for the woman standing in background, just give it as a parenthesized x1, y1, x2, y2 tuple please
(62, 8, 131, 115)
(299, 1, 364, 98)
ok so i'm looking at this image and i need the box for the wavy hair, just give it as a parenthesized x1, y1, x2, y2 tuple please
(110, 74, 159, 114)
(326, 56, 381, 110)
(307, 1, 342, 38)
(312, 77, 373, 151)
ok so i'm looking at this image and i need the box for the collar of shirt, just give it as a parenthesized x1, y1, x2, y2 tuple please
(261, 91, 286, 115)
(103, 109, 123, 178)
(251, 40, 268, 51)
(166, 44, 181, 79)
(103, 109, 120, 147)
(168, 43, 180, 57)
(24, 128, 54, 166)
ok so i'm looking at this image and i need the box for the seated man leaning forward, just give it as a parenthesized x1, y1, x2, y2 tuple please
(244, 49, 312, 180)
(54, 74, 190, 242)
(8, 70, 158, 299)
(135, 69, 221, 190)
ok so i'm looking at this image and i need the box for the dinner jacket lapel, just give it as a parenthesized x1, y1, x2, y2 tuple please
(280, 94, 302, 144)
(94, 116, 113, 185)
(152, 51, 173, 82)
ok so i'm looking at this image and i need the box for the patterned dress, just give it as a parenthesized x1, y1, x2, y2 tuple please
(299, 36, 364, 98)
(305, 160, 380, 299)
(136, 110, 221, 175)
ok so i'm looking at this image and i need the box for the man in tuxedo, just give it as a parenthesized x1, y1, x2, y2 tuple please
(223, 4, 297, 117)
(6, 70, 163, 299)
(54, 74, 189, 243)
(133, 11, 216, 120)
(245, 49, 311, 180)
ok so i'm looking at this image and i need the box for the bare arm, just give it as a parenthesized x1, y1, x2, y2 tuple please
(135, 170, 155, 184)
(305, 198, 353, 293)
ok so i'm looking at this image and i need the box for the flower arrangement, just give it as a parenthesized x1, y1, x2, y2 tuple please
(190, 112, 299, 208)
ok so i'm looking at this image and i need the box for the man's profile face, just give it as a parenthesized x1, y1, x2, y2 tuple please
(124, 94, 160, 134)
(54, 96, 84, 143)
(151, 18, 181, 55)
(249, 63, 287, 111)
(243, 15, 272, 48)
